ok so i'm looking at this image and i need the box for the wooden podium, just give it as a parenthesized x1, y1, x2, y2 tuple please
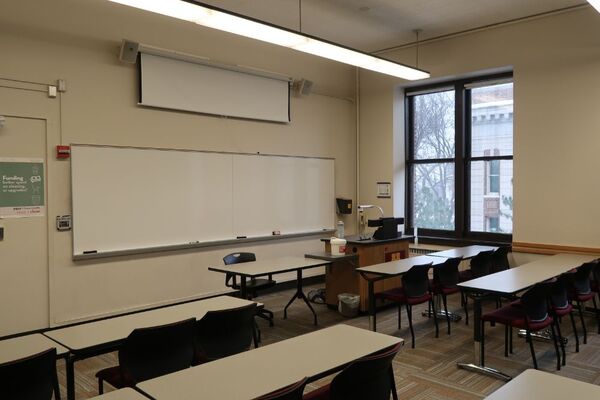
(308, 235, 411, 312)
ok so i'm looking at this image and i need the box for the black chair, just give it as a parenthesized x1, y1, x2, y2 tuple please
(567, 262, 600, 345)
(256, 377, 308, 400)
(462, 250, 495, 325)
(303, 342, 401, 400)
(95, 318, 196, 394)
(223, 252, 275, 328)
(194, 303, 258, 364)
(376, 263, 437, 348)
(431, 257, 462, 335)
(481, 282, 561, 370)
(549, 274, 580, 363)
(0, 347, 60, 400)
(491, 246, 511, 273)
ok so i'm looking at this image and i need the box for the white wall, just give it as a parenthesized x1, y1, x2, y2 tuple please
(359, 7, 600, 249)
(0, 0, 357, 333)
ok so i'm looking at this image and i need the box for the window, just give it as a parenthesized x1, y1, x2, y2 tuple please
(406, 74, 513, 241)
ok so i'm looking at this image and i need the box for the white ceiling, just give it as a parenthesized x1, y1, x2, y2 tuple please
(201, 0, 586, 52)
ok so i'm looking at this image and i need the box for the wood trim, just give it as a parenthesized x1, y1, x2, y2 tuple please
(512, 241, 600, 256)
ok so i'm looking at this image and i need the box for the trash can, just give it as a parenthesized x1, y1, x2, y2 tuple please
(337, 293, 360, 318)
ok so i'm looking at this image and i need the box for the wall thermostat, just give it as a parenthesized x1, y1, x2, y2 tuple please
(56, 215, 72, 231)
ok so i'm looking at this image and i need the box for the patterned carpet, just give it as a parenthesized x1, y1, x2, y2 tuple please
(59, 283, 600, 399)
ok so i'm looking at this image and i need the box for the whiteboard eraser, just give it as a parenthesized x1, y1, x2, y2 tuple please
(272, 230, 280, 235)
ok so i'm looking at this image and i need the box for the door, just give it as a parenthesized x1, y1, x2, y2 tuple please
(0, 115, 48, 336)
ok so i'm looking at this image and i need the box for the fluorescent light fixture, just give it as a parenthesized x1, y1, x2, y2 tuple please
(589, 0, 600, 13)
(108, 0, 430, 81)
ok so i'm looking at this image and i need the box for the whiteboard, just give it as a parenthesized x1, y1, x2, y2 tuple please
(70, 145, 334, 257)
(139, 53, 290, 123)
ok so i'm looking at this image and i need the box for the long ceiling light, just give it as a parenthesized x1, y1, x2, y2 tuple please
(107, 0, 430, 81)
(588, 0, 600, 13)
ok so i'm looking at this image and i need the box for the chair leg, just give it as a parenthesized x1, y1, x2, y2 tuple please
(398, 304, 402, 330)
(569, 311, 580, 352)
(406, 304, 415, 348)
(592, 295, 600, 334)
(252, 319, 259, 348)
(442, 294, 451, 335)
(480, 319, 485, 367)
(550, 323, 561, 371)
(254, 319, 262, 344)
(464, 294, 469, 326)
(257, 309, 275, 327)
(509, 326, 513, 354)
(389, 367, 399, 400)
(555, 319, 566, 366)
(526, 330, 538, 369)
(431, 298, 439, 338)
(577, 300, 587, 344)
(98, 378, 104, 395)
(504, 325, 509, 357)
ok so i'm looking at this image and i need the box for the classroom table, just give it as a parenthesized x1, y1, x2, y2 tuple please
(88, 388, 149, 400)
(209, 256, 331, 325)
(137, 324, 402, 400)
(0, 333, 69, 364)
(356, 255, 447, 331)
(44, 295, 257, 400)
(484, 369, 600, 399)
(429, 245, 498, 260)
(457, 253, 599, 381)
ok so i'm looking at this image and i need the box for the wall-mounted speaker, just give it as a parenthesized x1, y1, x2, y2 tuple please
(119, 39, 139, 63)
(294, 78, 314, 96)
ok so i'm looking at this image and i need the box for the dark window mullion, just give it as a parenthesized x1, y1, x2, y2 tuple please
(455, 84, 465, 239)
(468, 155, 513, 162)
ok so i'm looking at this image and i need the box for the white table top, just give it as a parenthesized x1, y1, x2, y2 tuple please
(88, 388, 149, 400)
(208, 256, 330, 277)
(44, 296, 256, 352)
(459, 253, 599, 295)
(485, 369, 600, 399)
(138, 324, 403, 400)
(0, 333, 69, 364)
(356, 255, 447, 276)
(429, 245, 498, 260)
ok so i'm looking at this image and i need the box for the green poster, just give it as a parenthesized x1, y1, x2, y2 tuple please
(0, 158, 45, 217)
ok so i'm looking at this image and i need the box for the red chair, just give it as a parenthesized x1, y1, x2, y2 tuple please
(567, 262, 599, 345)
(95, 318, 196, 393)
(481, 282, 561, 370)
(549, 274, 580, 365)
(303, 342, 401, 400)
(591, 260, 600, 334)
(461, 250, 494, 325)
(256, 377, 308, 400)
(431, 257, 462, 335)
(376, 263, 436, 348)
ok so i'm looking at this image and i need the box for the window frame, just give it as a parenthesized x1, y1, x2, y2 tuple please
(405, 72, 513, 244)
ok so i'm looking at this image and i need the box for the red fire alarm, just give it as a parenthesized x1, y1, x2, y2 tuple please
(56, 145, 70, 159)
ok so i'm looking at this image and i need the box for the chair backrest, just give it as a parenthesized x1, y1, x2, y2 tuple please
(328, 342, 401, 400)
(401, 263, 432, 298)
(223, 252, 257, 287)
(592, 260, 600, 286)
(119, 318, 196, 384)
(0, 347, 60, 400)
(195, 303, 258, 363)
(550, 275, 570, 309)
(433, 257, 462, 288)
(491, 246, 511, 273)
(570, 262, 595, 295)
(470, 250, 494, 278)
(255, 377, 308, 400)
(223, 252, 256, 265)
(521, 283, 552, 323)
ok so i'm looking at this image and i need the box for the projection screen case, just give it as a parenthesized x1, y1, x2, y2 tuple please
(139, 53, 290, 123)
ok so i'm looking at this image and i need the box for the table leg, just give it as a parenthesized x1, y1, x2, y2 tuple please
(283, 269, 318, 325)
(421, 294, 462, 322)
(457, 294, 511, 381)
(240, 276, 247, 299)
(368, 279, 377, 332)
(66, 355, 76, 400)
